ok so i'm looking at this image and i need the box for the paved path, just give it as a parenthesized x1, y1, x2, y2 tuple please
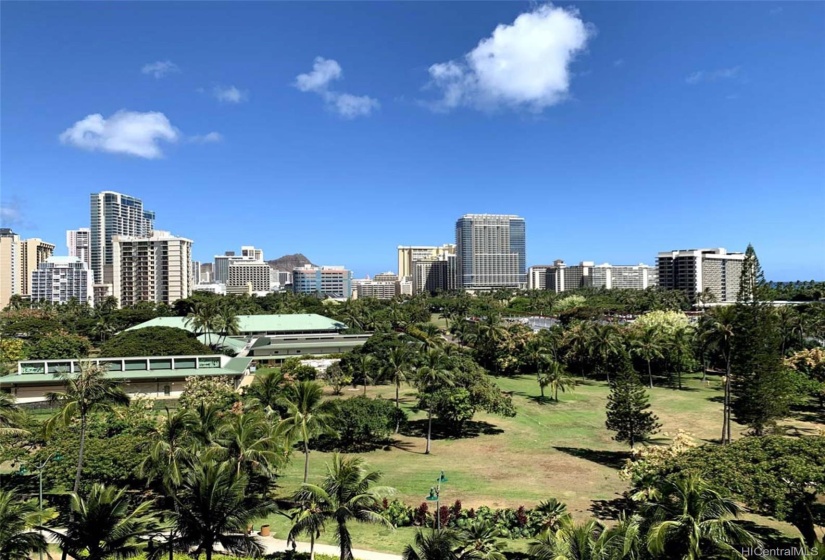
(257, 534, 402, 560)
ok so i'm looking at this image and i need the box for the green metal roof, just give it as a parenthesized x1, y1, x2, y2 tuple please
(0, 358, 253, 387)
(126, 314, 348, 334)
(196, 334, 247, 351)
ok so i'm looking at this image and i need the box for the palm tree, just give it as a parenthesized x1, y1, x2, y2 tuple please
(191, 401, 226, 446)
(186, 301, 219, 345)
(286, 488, 327, 560)
(214, 409, 284, 477)
(630, 327, 664, 389)
(0, 489, 50, 559)
(702, 306, 736, 444)
(355, 354, 375, 395)
(668, 326, 694, 390)
(643, 475, 760, 560)
(215, 303, 241, 349)
(524, 341, 552, 400)
(587, 324, 623, 383)
(456, 520, 507, 560)
(532, 498, 571, 533)
(540, 360, 573, 402)
(44, 361, 130, 493)
(403, 528, 459, 560)
(415, 349, 454, 454)
(0, 392, 26, 435)
(245, 369, 289, 416)
(382, 345, 412, 432)
(46, 484, 159, 560)
(277, 381, 338, 483)
(601, 513, 643, 560)
(298, 454, 394, 560)
(528, 518, 610, 560)
(171, 460, 276, 560)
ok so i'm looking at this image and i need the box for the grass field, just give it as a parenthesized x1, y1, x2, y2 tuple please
(261, 372, 818, 553)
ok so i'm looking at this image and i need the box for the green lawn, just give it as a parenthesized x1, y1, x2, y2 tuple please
(261, 372, 815, 554)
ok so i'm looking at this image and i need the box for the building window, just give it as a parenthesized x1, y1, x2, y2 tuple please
(163, 385, 171, 396)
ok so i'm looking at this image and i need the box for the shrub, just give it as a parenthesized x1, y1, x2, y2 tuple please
(322, 396, 404, 451)
(325, 362, 352, 395)
(178, 375, 239, 410)
(382, 498, 415, 527)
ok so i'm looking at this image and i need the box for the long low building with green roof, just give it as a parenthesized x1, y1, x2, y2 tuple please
(1, 355, 254, 404)
(127, 313, 371, 362)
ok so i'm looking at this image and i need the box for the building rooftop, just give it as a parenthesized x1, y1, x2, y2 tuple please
(126, 313, 348, 334)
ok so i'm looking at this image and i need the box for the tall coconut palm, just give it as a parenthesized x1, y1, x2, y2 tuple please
(215, 303, 241, 349)
(643, 475, 760, 560)
(44, 361, 130, 493)
(402, 528, 459, 560)
(528, 518, 611, 560)
(630, 327, 664, 389)
(524, 341, 552, 401)
(0, 489, 51, 559)
(587, 324, 623, 383)
(415, 349, 454, 455)
(382, 345, 412, 432)
(298, 454, 394, 560)
(701, 306, 737, 444)
(355, 354, 376, 396)
(277, 381, 338, 483)
(170, 460, 276, 560)
(244, 369, 289, 416)
(287, 488, 327, 560)
(46, 484, 160, 560)
(541, 360, 573, 403)
(186, 301, 219, 345)
(214, 409, 284, 477)
(0, 392, 26, 435)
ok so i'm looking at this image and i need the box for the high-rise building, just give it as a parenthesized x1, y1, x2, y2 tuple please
(455, 214, 526, 290)
(227, 261, 275, 294)
(199, 263, 213, 284)
(292, 265, 352, 298)
(213, 246, 263, 284)
(0, 228, 21, 309)
(241, 246, 264, 261)
(67, 228, 91, 267)
(20, 239, 55, 296)
(657, 248, 745, 302)
(374, 272, 399, 283)
(545, 260, 657, 293)
(191, 261, 201, 285)
(90, 191, 155, 284)
(397, 244, 456, 279)
(413, 258, 450, 294)
(354, 280, 398, 300)
(30, 256, 93, 305)
(112, 231, 192, 308)
(528, 265, 554, 290)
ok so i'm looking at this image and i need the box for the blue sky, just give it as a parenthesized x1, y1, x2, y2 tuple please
(2, 2, 823, 280)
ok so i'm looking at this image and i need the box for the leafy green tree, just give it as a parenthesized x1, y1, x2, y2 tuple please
(277, 381, 338, 483)
(327, 396, 402, 451)
(45, 361, 130, 494)
(731, 245, 796, 435)
(46, 484, 160, 560)
(403, 528, 459, 560)
(297, 454, 394, 560)
(425, 388, 475, 436)
(170, 460, 276, 560)
(99, 326, 212, 357)
(0, 337, 27, 373)
(642, 475, 760, 560)
(325, 362, 353, 397)
(27, 331, 91, 360)
(605, 363, 660, 449)
(0, 489, 50, 559)
(244, 368, 290, 416)
(178, 375, 238, 411)
(0, 392, 26, 435)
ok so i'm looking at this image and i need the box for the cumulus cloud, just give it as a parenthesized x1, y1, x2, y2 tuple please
(59, 110, 181, 159)
(141, 60, 180, 79)
(189, 132, 223, 143)
(0, 198, 25, 228)
(424, 4, 593, 112)
(213, 85, 248, 104)
(294, 57, 379, 119)
(686, 66, 741, 85)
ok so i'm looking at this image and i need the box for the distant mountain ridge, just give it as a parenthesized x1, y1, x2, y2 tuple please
(267, 253, 314, 271)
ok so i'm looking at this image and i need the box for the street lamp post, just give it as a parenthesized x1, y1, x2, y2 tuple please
(425, 471, 448, 530)
(19, 452, 62, 560)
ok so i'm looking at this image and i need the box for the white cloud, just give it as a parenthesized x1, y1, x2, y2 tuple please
(141, 60, 179, 79)
(424, 4, 593, 112)
(213, 85, 248, 104)
(613, 58, 625, 68)
(59, 110, 180, 159)
(293, 57, 379, 119)
(189, 132, 223, 143)
(686, 66, 741, 85)
(0, 200, 23, 227)
(295, 58, 343, 93)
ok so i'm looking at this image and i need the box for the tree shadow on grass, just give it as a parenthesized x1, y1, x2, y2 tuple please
(400, 419, 504, 441)
(553, 447, 631, 470)
(388, 439, 424, 454)
(706, 395, 725, 404)
(589, 496, 632, 521)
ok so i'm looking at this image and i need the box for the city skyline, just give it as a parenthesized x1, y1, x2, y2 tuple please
(2, 3, 823, 280)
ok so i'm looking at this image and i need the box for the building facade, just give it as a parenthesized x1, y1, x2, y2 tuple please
(657, 248, 745, 302)
(112, 231, 192, 307)
(20, 239, 56, 296)
(90, 191, 155, 284)
(212, 246, 263, 284)
(292, 265, 352, 298)
(528, 265, 554, 290)
(67, 228, 91, 267)
(413, 258, 449, 294)
(227, 261, 275, 294)
(455, 214, 526, 290)
(397, 244, 455, 280)
(354, 280, 398, 300)
(0, 229, 21, 309)
(30, 256, 93, 305)
(545, 260, 657, 293)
